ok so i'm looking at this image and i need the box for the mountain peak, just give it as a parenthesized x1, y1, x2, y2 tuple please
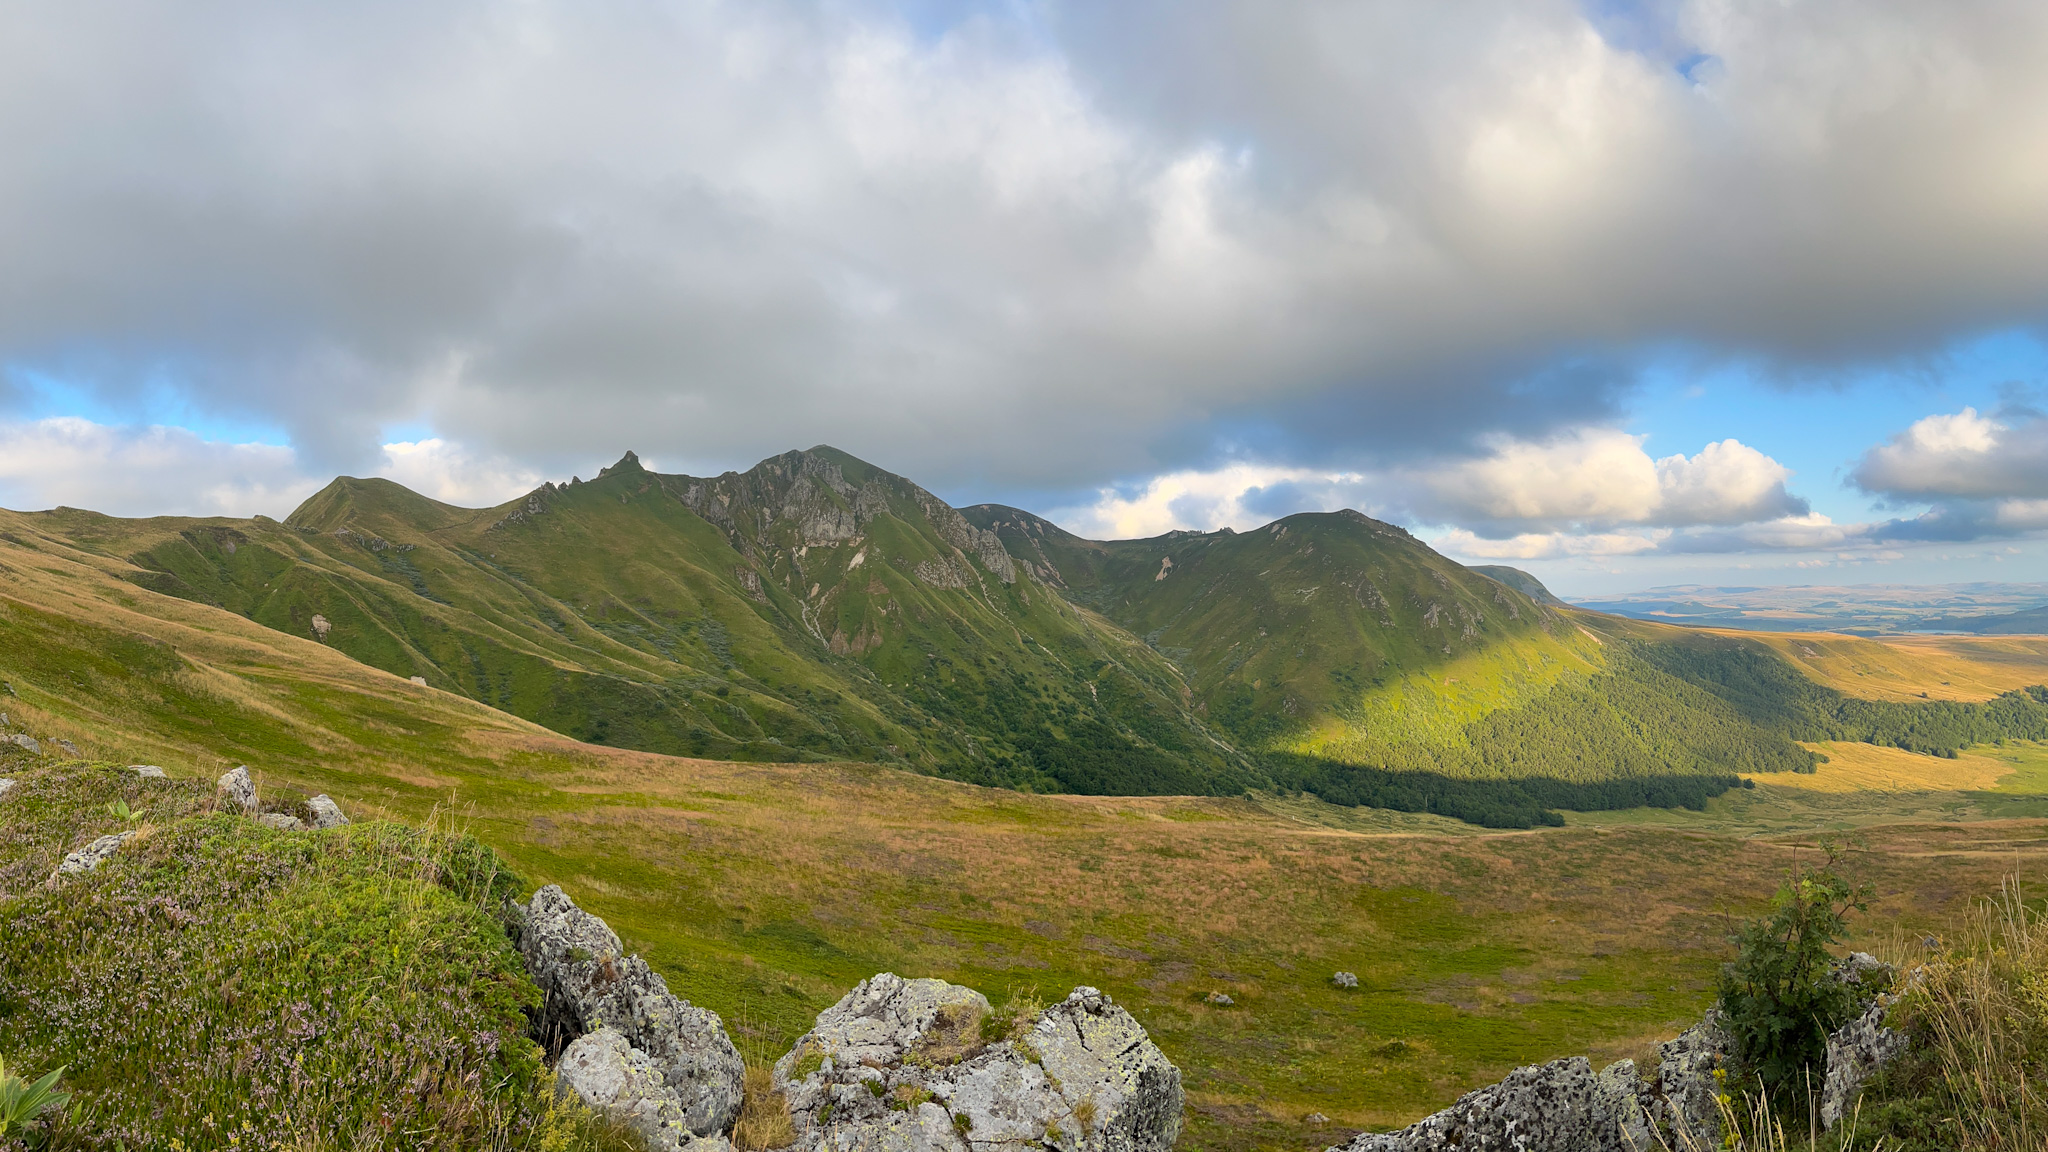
(597, 450, 644, 477)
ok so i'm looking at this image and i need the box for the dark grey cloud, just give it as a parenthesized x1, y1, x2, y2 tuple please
(3, 0, 2048, 503)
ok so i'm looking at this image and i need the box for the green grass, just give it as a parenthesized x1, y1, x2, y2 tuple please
(12, 493, 2048, 1150)
(0, 760, 635, 1151)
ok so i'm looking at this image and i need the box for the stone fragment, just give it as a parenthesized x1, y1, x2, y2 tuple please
(410, 675, 428, 686)
(52, 739, 79, 757)
(130, 765, 166, 778)
(0, 778, 14, 798)
(521, 885, 744, 1137)
(558, 1027, 701, 1152)
(257, 812, 305, 831)
(56, 831, 135, 877)
(773, 976, 1183, 1152)
(307, 794, 350, 828)
(1592, 1060, 1655, 1152)
(1332, 972, 1359, 989)
(6, 733, 40, 754)
(1650, 1009, 1731, 1148)
(1332, 1057, 1597, 1151)
(1821, 999, 1911, 1130)
(1206, 991, 1234, 1006)
(217, 765, 259, 812)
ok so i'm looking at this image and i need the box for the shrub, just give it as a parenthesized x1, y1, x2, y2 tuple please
(1716, 847, 1873, 1109)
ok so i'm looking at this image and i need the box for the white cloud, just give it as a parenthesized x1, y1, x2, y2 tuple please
(1853, 408, 2048, 500)
(0, 419, 537, 518)
(1049, 426, 1803, 543)
(375, 439, 542, 507)
(0, 418, 317, 518)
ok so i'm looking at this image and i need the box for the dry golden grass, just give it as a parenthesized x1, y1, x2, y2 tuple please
(1731, 629, 2048, 703)
(1767, 742, 2016, 793)
(731, 1066, 793, 1152)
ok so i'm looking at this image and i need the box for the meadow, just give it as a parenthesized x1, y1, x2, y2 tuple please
(6, 529, 2048, 1149)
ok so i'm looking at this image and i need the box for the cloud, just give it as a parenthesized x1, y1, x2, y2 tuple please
(1853, 408, 2048, 501)
(0, 419, 535, 518)
(2, 0, 2047, 496)
(1413, 430, 1803, 531)
(1049, 427, 1804, 544)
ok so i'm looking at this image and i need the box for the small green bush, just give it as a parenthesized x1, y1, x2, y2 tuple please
(1716, 847, 1873, 1109)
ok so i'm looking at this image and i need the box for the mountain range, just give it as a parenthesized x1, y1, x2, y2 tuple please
(6, 445, 2045, 826)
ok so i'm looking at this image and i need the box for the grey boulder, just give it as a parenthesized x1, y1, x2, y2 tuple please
(773, 975, 1183, 1152)
(521, 885, 744, 1137)
(1649, 1008, 1731, 1147)
(257, 812, 306, 831)
(307, 794, 350, 829)
(217, 765, 259, 812)
(6, 733, 39, 754)
(0, 778, 14, 799)
(130, 765, 167, 778)
(55, 831, 135, 878)
(1333, 1057, 1600, 1152)
(1821, 999, 1910, 1130)
(558, 1027, 719, 1152)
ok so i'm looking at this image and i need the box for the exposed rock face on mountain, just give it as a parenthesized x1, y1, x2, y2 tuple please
(772, 974, 1183, 1152)
(519, 884, 745, 1139)
(1649, 1008, 1732, 1145)
(1820, 955, 1909, 1130)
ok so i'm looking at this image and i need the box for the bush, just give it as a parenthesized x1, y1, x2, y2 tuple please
(1716, 848, 1873, 1110)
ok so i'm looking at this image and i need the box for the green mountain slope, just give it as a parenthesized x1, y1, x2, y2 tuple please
(965, 505, 2048, 785)
(16, 448, 1245, 795)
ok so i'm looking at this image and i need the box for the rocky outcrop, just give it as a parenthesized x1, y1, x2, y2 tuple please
(1819, 958, 1909, 1131)
(772, 974, 1182, 1152)
(557, 1027, 736, 1152)
(217, 766, 258, 812)
(54, 831, 134, 878)
(1648, 1008, 1731, 1148)
(1334, 1057, 1608, 1152)
(308, 794, 350, 829)
(519, 885, 744, 1139)
(1327, 1011, 1730, 1152)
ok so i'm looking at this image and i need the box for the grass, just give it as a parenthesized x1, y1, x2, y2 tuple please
(1736, 631, 2048, 704)
(0, 759, 636, 1151)
(10, 513, 2048, 1149)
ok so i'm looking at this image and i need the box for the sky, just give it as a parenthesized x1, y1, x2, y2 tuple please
(1, 0, 2046, 597)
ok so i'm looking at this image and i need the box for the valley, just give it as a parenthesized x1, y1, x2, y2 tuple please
(5, 451, 2048, 1149)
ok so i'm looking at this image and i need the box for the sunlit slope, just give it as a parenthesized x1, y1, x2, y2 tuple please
(13, 448, 1244, 795)
(967, 505, 1822, 783)
(1729, 630, 2048, 703)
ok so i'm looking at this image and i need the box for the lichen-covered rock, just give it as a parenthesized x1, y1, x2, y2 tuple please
(217, 765, 258, 812)
(55, 831, 135, 877)
(559, 1027, 701, 1151)
(258, 812, 305, 831)
(1651, 1008, 1731, 1148)
(1332, 1057, 1597, 1151)
(307, 794, 350, 829)
(1821, 999, 1910, 1130)
(6, 733, 40, 754)
(130, 765, 166, 778)
(1591, 1060, 1654, 1152)
(773, 976, 1182, 1152)
(521, 885, 744, 1136)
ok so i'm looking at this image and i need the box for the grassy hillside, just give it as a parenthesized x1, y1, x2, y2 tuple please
(8, 514, 2048, 1149)
(0, 756, 632, 1149)
(9, 447, 1245, 797)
